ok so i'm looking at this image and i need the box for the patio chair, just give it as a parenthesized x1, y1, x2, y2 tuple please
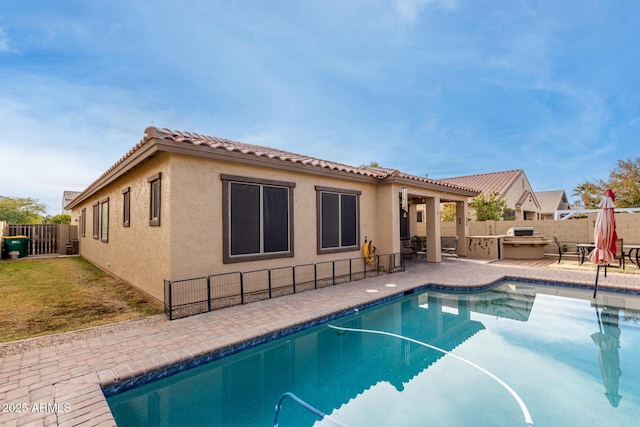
(553, 236, 568, 264)
(401, 239, 416, 259)
(603, 238, 625, 278)
(614, 238, 625, 270)
(441, 236, 459, 260)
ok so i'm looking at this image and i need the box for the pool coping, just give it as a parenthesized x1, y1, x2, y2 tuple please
(4, 259, 640, 426)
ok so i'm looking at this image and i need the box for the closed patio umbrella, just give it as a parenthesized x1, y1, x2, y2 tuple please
(589, 189, 617, 298)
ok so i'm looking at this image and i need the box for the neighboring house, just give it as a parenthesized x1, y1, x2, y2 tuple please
(536, 190, 570, 220)
(62, 191, 82, 214)
(66, 127, 479, 302)
(439, 169, 541, 220)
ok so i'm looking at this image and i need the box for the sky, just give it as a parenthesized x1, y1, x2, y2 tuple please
(1, 0, 639, 215)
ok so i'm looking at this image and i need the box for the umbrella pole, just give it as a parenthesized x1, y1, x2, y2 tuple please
(593, 265, 601, 299)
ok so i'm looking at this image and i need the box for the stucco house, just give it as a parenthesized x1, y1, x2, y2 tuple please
(62, 191, 81, 214)
(439, 169, 541, 220)
(536, 190, 570, 220)
(66, 127, 479, 302)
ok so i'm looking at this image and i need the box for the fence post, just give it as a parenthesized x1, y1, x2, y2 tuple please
(293, 266, 297, 294)
(207, 276, 212, 312)
(349, 259, 352, 282)
(164, 279, 173, 321)
(240, 273, 245, 304)
(268, 269, 272, 299)
(314, 264, 317, 289)
(332, 261, 335, 285)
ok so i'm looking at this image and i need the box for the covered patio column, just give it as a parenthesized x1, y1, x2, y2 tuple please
(455, 201, 468, 257)
(425, 195, 441, 263)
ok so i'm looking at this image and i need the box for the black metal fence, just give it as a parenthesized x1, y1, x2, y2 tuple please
(164, 253, 404, 320)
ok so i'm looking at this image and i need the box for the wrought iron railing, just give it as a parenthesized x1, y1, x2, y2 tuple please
(164, 252, 404, 320)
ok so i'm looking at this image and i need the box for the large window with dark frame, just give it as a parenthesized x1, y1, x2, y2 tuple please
(122, 187, 130, 227)
(92, 202, 100, 240)
(148, 173, 161, 226)
(316, 186, 360, 253)
(221, 174, 295, 263)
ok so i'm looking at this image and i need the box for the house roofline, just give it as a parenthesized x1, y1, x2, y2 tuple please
(67, 127, 480, 209)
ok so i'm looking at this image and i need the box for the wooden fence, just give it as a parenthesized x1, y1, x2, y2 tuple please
(5, 224, 59, 256)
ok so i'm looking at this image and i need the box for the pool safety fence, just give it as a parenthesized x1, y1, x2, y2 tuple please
(164, 252, 405, 320)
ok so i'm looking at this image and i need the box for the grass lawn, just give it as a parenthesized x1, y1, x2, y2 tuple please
(0, 256, 164, 343)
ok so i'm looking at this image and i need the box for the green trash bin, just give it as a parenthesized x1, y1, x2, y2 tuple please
(2, 235, 30, 258)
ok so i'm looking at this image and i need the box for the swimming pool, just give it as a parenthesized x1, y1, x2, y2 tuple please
(106, 281, 640, 426)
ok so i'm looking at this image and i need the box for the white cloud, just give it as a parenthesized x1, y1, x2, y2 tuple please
(0, 27, 10, 52)
(393, 0, 458, 22)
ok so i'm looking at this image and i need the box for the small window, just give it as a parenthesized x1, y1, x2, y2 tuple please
(316, 186, 360, 253)
(100, 198, 109, 242)
(148, 173, 161, 226)
(417, 211, 423, 223)
(122, 187, 130, 227)
(92, 202, 100, 240)
(221, 174, 295, 263)
(81, 208, 86, 237)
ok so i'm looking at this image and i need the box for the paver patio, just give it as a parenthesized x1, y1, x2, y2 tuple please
(2, 258, 640, 426)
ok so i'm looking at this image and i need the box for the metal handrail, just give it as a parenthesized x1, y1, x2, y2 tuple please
(273, 392, 350, 427)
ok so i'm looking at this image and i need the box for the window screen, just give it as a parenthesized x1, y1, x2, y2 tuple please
(317, 188, 360, 252)
(101, 199, 109, 242)
(224, 177, 293, 262)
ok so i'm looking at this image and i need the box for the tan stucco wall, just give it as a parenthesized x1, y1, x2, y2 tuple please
(72, 155, 172, 301)
(442, 214, 640, 256)
(168, 154, 383, 280)
(503, 174, 539, 220)
(466, 236, 501, 259)
(71, 152, 477, 300)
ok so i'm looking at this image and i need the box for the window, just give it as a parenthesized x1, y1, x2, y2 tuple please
(417, 211, 423, 223)
(148, 173, 161, 226)
(221, 174, 295, 263)
(81, 208, 86, 237)
(92, 202, 100, 239)
(316, 186, 360, 253)
(122, 187, 130, 227)
(100, 198, 109, 242)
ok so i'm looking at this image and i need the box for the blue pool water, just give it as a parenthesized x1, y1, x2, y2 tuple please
(106, 281, 640, 426)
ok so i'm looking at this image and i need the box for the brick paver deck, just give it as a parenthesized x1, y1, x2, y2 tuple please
(2, 258, 640, 426)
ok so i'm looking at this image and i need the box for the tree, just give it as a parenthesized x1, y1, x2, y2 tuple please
(0, 197, 47, 224)
(608, 158, 640, 208)
(440, 203, 457, 222)
(472, 191, 509, 221)
(359, 161, 380, 168)
(573, 157, 640, 208)
(48, 213, 72, 224)
(572, 181, 604, 209)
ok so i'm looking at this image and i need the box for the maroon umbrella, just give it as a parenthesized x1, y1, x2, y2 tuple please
(589, 189, 617, 297)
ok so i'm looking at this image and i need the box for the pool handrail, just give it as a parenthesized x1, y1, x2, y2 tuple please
(273, 392, 351, 427)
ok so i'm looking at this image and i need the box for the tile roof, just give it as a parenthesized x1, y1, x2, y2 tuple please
(63, 191, 82, 202)
(145, 127, 385, 178)
(516, 190, 534, 207)
(68, 127, 479, 209)
(142, 127, 477, 193)
(438, 169, 524, 197)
